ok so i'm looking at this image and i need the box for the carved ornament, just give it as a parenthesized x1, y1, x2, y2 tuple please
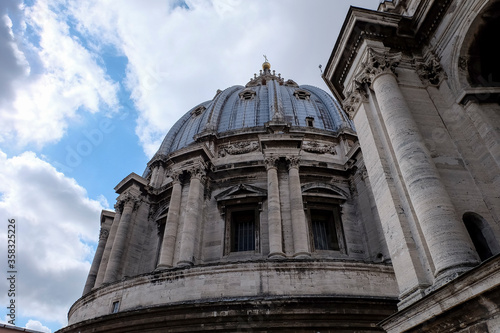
(302, 141, 337, 155)
(416, 53, 446, 86)
(264, 156, 279, 170)
(118, 192, 142, 211)
(218, 141, 259, 157)
(358, 49, 401, 83)
(188, 166, 207, 182)
(99, 228, 109, 240)
(148, 153, 168, 169)
(343, 49, 401, 119)
(168, 169, 184, 184)
(286, 156, 300, 170)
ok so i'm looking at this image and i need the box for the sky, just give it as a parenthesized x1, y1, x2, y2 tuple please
(0, 0, 378, 332)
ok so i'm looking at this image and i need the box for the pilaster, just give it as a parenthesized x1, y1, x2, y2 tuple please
(176, 165, 206, 266)
(286, 156, 310, 258)
(103, 193, 140, 283)
(265, 156, 285, 259)
(157, 170, 183, 269)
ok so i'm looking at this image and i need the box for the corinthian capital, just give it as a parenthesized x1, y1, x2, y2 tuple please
(416, 53, 446, 86)
(168, 169, 183, 184)
(119, 192, 141, 211)
(148, 153, 168, 169)
(357, 49, 401, 84)
(264, 156, 279, 170)
(99, 228, 110, 240)
(286, 156, 300, 170)
(188, 166, 206, 181)
(342, 89, 367, 120)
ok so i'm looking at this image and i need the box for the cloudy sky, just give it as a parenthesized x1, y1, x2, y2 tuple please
(0, 0, 378, 331)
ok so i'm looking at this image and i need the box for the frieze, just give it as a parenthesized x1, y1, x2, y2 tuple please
(302, 141, 337, 155)
(218, 141, 260, 157)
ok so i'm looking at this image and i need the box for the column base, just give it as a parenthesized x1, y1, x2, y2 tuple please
(155, 264, 173, 271)
(176, 260, 194, 267)
(268, 252, 286, 260)
(293, 252, 311, 259)
(433, 262, 478, 290)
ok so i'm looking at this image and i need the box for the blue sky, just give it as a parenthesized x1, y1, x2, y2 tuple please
(0, 0, 378, 332)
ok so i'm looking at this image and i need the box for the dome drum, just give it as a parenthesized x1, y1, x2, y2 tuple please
(69, 65, 395, 332)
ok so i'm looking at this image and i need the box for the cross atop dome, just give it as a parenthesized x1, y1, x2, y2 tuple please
(263, 54, 271, 72)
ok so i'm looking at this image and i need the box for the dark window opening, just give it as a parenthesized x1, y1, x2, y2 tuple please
(112, 301, 120, 313)
(311, 209, 339, 251)
(155, 217, 166, 267)
(306, 117, 314, 127)
(463, 213, 494, 261)
(192, 105, 206, 116)
(294, 90, 311, 100)
(231, 210, 256, 252)
(467, 3, 500, 87)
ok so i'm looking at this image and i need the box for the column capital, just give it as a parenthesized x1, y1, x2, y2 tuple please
(355, 48, 401, 85)
(187, 165, 206, 181)
(342, 89, 368, 120)
(119, 192, 141, 211)
(99, 228, 110, 240)
(286, 155, 300, 170)
(264, 156, 279, 170)
(113, 201, 123, 213)
(168, 169, 184, 184)
(415, 53, 446, 86)
(148, 153, 168, 169)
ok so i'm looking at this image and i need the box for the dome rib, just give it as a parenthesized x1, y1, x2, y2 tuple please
(153, 72, 353, 162)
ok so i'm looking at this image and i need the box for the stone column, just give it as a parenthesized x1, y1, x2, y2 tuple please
(153, 165, 165, 188)
(265, 157, 285, 258)
(103, 196, 138, 283)
(287, 156, 310, 258)
(83, 227, 109, 295)
(156, 171, 183, 269)
(176, 166, 205, 266)
(368, 51, 479, 279)
(94, 204, 122, 288)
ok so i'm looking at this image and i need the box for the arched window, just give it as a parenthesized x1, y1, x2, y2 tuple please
(467, 2, 500, 87)
(463, 212, 494, 261)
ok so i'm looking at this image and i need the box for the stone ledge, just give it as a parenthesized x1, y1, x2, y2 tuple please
(59, 296, 399, 333)
(69, 260, 398, 326)
(380, 254, 500, 332)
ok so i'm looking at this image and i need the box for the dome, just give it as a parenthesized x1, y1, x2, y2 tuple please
(68, 63, 397, 332)
(155, 67, 353, 157)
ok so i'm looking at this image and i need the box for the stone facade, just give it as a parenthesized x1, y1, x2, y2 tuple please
(58, 1, 500, 332)
(324, 0, 500, 331)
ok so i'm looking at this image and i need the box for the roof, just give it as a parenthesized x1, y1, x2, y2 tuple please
(155, 65, 353, 157)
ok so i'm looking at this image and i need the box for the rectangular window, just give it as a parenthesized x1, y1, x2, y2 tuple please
(310, 209, 340, 251)
(112, 301, 120, 313)
(231, 210, 256, 252)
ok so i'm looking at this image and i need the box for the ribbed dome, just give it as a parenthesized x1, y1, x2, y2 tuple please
(156, 67, 353, 156)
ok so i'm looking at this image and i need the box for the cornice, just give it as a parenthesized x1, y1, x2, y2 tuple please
(324, 0, 453, 101)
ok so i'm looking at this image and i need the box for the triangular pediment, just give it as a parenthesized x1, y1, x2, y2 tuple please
(215, 184, 267, 202)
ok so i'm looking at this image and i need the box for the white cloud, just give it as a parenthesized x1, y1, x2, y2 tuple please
(0, 150, 103, 325)
(67, 0, 378, 157)
(25, 320, 52, 333)
(0, 0, 119, 148)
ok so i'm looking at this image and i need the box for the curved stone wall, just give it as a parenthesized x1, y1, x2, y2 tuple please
(69, 260, 397, 325)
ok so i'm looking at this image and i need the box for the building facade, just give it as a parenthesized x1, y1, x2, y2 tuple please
(59, 0, 500, 332)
